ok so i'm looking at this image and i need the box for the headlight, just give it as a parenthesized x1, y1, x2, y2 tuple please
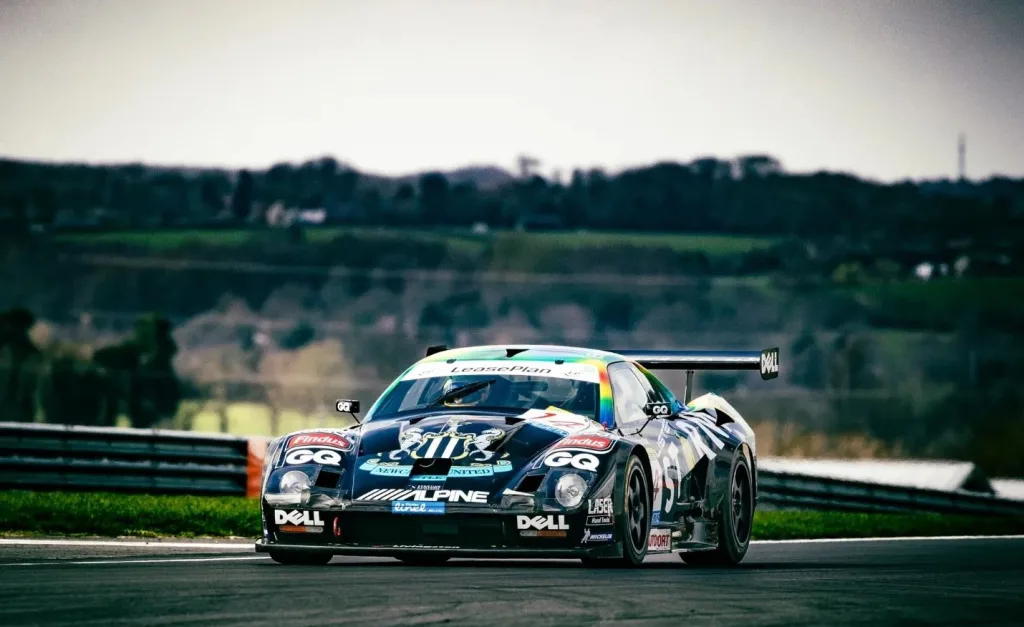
(555, 473, 588, 509)
(279, 470, 311, 493)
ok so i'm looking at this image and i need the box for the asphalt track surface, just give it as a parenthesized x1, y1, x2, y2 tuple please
(2, 537, 1024, 626)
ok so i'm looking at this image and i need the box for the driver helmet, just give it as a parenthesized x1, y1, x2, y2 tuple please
(440, 376, 492, 407)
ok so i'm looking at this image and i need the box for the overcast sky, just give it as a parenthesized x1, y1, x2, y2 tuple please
(1, 0, 1022, 181)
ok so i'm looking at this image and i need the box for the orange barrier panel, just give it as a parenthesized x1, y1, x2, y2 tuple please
(246, 438, 269, 498)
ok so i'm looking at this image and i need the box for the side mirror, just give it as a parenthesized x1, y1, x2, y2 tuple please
(335, 399, 361, 414)
(643, 402, 674, 418)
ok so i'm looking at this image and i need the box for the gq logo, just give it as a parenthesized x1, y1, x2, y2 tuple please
(335, 399, 361, 413)
(544, 451, 599, 472)
(285, 448, 342, 466)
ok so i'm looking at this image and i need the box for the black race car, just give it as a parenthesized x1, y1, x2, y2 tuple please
(255, 343, 779, 567)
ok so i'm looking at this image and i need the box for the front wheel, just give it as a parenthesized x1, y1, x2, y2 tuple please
(681, 451, 754, 567)
(268, 549, 333, 565)
(581, 453, 651, 568)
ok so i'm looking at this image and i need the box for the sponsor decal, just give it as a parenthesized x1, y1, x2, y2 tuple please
(520, 408, 594, 435)
(582, 528, 613, 543)
(395, 419, 506, 462)
(530, 421, 570, 436)
(403, 360, 601, 384)
(357, 488, 489, 504)
(645, 401, 673, 417)
(274, 509, 324, 533)
(652, 512, 661, 525)
(588, 497, 613, 516)
(760, 348, 779, 378)
(587, 515, 613, 526)
(409, 474, 448, 483)
(335, 399, 360, 413)
(555, 435, 613, 452)
(360, 458, 513, 478)
(544, 450, 600, 472)
(411, 484, 445, 491)
(284, 448, 343, 466)
(517, 515, 569, 537)
(393, 501, 445, 515)
(648, 528, 671, 552)
(287, 432, 352, 451)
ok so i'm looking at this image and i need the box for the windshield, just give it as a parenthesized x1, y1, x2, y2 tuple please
(366, 360, 602, 423)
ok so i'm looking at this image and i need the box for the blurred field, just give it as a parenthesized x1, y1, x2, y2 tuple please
(3, 490, 1023, 540)
(856, 277, 1024, 329)
(167, 401, 358, 438)
(54, 227, 778, 257)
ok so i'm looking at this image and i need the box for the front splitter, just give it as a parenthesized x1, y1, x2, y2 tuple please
(254, 539, 623, 560)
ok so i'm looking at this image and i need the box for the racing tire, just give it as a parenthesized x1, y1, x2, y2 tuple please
(268, 549, 333, 565)
(680, 451, 754, 567)
(581, 453, 651, 569)
(396, 554, 451, 566)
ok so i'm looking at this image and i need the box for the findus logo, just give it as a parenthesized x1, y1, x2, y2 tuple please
(287, 432, 352, 451)
(357, 489, 488, 504)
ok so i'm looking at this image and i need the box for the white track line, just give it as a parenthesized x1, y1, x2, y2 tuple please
(752, 534, 1024, 544)
(2, 556, 269, 567)
(0, 539, 252, 549)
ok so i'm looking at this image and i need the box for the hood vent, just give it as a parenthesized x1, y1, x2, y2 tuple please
(410, 458, 453, 478)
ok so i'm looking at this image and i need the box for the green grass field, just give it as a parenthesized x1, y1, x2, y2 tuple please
(54, 227, 779, 257)
(856, 277, 1024, 328)
(3, 491, 1023, 541)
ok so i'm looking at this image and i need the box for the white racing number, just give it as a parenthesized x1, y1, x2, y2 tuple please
(543, 450, 599, 472)
(285, 448, 343, 466)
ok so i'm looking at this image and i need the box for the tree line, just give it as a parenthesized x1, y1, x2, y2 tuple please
(1, 155, 1022, 259)
(0, 307, 181, 427)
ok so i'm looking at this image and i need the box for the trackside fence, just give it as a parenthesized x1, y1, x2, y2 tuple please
(2, 422, 1023, 516)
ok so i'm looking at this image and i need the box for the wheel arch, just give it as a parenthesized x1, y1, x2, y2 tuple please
(738, 442, 756, 505)
(628, 444, 655, 506)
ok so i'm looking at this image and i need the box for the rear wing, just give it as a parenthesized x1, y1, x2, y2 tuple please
(612, 347, 779, 403)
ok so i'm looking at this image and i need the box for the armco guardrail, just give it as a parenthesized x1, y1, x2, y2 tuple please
(0, 422, 268, 497)
(756, 469, 1024, 517)
(2, 422, 1023, 517)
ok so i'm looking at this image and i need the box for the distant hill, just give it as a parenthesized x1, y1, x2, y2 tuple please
(388, 165, 516, 190)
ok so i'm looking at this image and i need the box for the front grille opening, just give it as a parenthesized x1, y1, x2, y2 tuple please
(515, 474, 545, 493)
(315, 469, 343, 489)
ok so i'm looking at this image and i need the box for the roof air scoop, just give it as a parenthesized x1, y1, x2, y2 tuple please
(505, 347, 529, 358)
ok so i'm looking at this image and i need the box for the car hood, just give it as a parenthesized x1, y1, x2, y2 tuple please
(349, 409, 610, 499)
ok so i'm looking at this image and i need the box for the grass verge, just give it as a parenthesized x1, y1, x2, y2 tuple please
(2, 491, 1023, 540)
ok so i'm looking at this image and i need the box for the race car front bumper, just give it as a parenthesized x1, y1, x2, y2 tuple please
(258, 504, 623, 558)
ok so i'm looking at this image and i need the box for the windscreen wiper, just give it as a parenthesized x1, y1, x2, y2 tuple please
(425, 379, 497, 408)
